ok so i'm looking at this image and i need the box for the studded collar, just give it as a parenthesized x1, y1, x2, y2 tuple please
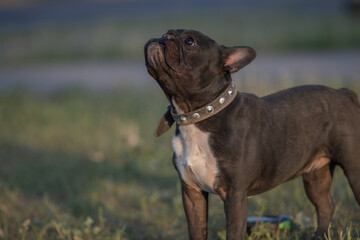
(171, 83, 237, 125)
(154, 83, 237, 137)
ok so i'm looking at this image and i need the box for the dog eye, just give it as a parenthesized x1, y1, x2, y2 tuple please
(185, 37, 196, 47)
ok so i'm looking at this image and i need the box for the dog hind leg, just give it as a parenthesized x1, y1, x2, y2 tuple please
(341, 163, 360, 205)
(336, 133, 360, 205)
(302, 163, 335, 240)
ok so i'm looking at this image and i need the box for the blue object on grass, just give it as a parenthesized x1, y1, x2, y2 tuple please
(247, 215, 292, 230)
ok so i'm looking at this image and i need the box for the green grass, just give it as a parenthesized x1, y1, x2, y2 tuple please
(0, 79, 359, 239)
(1, 7, 360, 65)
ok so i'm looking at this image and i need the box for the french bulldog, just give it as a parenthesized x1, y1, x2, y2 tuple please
(144, 29, 360, 240)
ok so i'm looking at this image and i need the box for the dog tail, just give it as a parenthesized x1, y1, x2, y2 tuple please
(339, 88, 360, 109)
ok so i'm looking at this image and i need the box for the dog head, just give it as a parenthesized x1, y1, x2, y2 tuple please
(144, 29, 256, 112)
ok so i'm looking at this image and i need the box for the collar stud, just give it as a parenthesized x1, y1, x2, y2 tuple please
(219, 97, 225, 104)
(192, 113, 200, 119)
(180, 116, 187, 123)
(206, 106, 214, 113)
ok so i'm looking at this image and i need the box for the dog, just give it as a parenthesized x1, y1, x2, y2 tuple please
(144, 29, 360, 240)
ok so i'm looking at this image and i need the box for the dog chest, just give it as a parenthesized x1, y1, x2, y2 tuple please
(172, 125, 219, 193)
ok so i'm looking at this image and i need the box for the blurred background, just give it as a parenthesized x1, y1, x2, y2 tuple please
(0, 0, 360, 239)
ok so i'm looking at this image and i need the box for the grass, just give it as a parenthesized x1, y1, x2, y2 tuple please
(1, 5, 360, 65)
(0, 77, 359, 239)
(1, 1, 359, 238)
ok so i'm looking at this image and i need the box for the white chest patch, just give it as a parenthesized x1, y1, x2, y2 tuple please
(172, 125, 219, 193)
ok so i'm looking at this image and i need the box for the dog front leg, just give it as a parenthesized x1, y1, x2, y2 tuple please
(224, 190, 247, 240)
(182, 183, 209, 240)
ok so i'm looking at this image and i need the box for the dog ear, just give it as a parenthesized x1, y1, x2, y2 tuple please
(154, 106, 174, 137)
(222, 46, 256, 73)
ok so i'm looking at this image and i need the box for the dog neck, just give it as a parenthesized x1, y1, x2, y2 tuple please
(154, 76, 236, 137)
(169, 73, 233, 112)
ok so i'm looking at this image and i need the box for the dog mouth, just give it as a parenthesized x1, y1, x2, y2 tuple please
(145, 41, 175, 101)
(145, 38, 181, 75)
(146, 41, 165, 70)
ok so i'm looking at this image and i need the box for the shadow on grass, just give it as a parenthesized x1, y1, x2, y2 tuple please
(0, 140, 177, 216)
